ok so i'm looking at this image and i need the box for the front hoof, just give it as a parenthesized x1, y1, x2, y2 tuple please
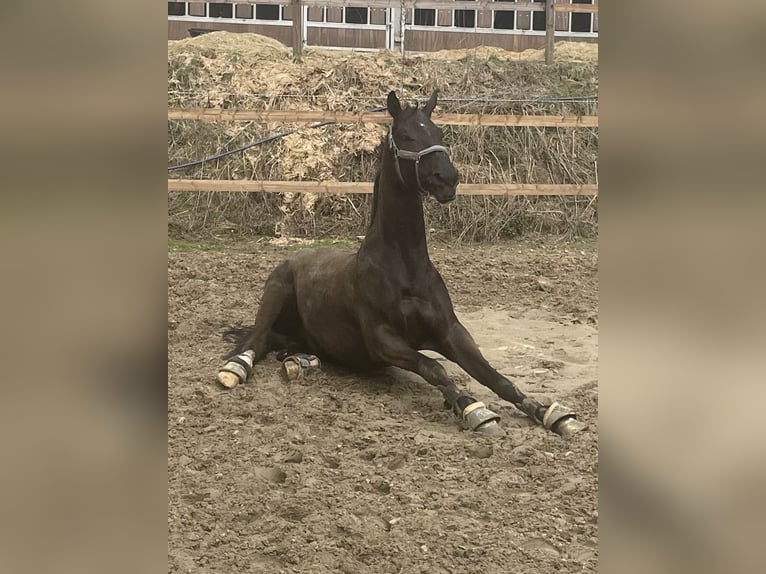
(542, 402, 588, 438)
(462, 402, 502, 434)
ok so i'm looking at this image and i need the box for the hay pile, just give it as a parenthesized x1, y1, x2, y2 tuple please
(168, 32, 598, 240)
(426, 41, 597, 63)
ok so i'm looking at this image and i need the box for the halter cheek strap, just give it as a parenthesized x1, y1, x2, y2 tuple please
(388, 129, 451, 196)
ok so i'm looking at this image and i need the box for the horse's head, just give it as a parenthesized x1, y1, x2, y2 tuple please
(386, 90, 459, 204)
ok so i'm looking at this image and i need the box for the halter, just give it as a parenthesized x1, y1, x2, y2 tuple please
(388, 128, 451, 196)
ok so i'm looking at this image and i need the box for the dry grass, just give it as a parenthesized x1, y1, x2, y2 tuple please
(168, 32, 598, 241)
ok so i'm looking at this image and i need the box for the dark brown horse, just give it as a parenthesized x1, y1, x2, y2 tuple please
(218, 90, 585, 438)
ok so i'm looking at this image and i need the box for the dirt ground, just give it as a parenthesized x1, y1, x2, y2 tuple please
(168, 237, 598, 573)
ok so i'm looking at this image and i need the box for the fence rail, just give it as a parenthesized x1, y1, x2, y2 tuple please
(167, 179, 598, 196)
(168, 109, 598, 128)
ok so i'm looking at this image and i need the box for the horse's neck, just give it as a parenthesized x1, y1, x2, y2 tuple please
(365, 151, 430, 266)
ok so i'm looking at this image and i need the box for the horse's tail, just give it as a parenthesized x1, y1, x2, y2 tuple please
(222, 325, 254, 359)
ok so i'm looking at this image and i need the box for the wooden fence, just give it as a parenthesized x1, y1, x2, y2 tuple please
(168, 108, 598, 196)
(168, 179, 597, 195)
(168, 109, 598, 128)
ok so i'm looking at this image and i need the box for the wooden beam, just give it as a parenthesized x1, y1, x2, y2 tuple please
(554, 4, 599, 14)
(168, 109, 598, 128)
(545, 0, 555, 65)
(168, 179, 598, 196)
(291, 0, 303, 59)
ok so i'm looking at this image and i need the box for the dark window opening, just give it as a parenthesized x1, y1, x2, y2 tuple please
(493, 10, 515, 30)
(571, 13, 592, 32)
(168, 2, 186, 16)
(209, 3, 233, 19)
(454, 10, 476, 28)
(345, 7, 369, 24)
(531, 0, 546, 31)
(255, 5, 280, 20)
(414, 8, 436, 26)
(571, 1, 593, 33)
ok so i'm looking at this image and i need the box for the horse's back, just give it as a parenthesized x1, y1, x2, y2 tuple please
(285, 246, 356, 287)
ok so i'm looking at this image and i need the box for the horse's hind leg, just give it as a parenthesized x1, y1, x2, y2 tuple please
(218, 261, 297, 388)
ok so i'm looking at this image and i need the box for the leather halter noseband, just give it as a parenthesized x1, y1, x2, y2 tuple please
(388, 128, 451, 196)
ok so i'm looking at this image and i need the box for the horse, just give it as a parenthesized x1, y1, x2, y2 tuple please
(217, 90, 586, 439)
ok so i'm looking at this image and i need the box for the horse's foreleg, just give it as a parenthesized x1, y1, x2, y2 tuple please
(438, 322, 587, 438)
(368, 325, 501, 433)
(217, 262, 296, 388)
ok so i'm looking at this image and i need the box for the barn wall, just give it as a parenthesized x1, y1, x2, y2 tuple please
(168, 0, 598, 51)
(306, 28, 386, 50)
(406, 32, 568, 53)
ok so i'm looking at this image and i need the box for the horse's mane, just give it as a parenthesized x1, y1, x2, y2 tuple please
(368, 132, 389, 227)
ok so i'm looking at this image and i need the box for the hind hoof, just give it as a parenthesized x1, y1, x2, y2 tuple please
(462, 402, 502, 434)
(216, 370, 241, 389)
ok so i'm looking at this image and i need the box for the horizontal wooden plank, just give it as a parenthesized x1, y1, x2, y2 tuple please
(168, 109, 598, 128)
(168, 179, 597, 196)
(554, 4, 599, 14)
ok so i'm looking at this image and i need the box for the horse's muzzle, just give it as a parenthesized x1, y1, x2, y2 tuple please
(431, 185, 457, 204)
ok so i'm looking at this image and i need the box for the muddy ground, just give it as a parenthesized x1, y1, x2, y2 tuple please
(168, 237, 598, 573)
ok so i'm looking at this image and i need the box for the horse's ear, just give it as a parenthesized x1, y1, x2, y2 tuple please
(387, 91, 402, 118)
(423, 90, 438, 116)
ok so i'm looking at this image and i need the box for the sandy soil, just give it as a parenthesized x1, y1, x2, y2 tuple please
(168, 238, 598, 573)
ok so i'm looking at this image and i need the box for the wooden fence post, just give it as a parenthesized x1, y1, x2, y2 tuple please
(545, 0, 555, 64)
(292, 0, 303, 59)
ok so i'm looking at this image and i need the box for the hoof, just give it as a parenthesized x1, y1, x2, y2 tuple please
(216, 350, 255, 389)
(216, 370, 241, 389)
(474, 419, 504, 435)
(542, 402, 588, 438)
(462, 402, 502, 434)
(280, 353, 321, 382)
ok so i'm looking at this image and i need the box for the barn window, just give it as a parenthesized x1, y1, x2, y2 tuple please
(454, 10, 476, 28)
(532, 0, 546, 31)
(168, 2, 186, 16)
(235, 4, 253, 19)
(188, 2, 206, 17)
(255, 5, 280, 20)
(209, 3, 233, 19)
(493, 0, 515, 30)
(414, 8, 436, 26)
(571, 0, 593, 33)
(345, 7, 369, 24)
